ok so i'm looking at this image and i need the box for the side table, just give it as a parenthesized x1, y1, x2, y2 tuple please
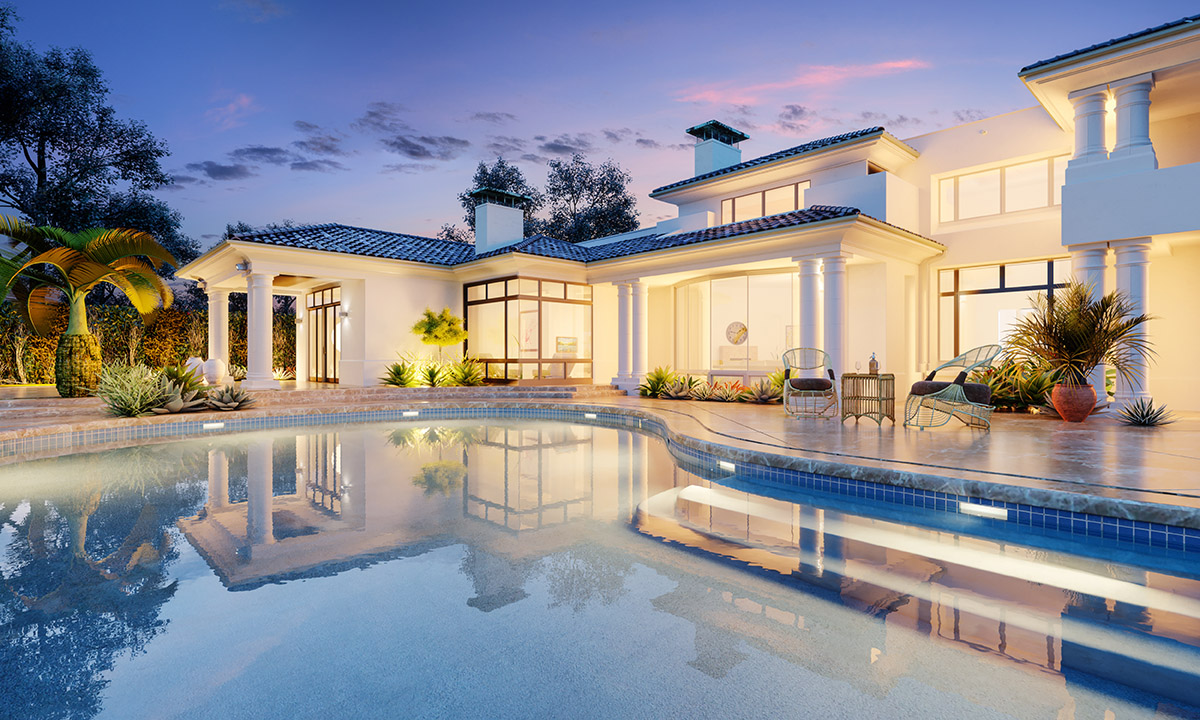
(841, 373, 895, 425)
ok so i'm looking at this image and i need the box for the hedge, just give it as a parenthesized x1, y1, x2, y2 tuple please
(0, 301, 296, 384)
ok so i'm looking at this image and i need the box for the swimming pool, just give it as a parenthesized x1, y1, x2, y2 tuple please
(1, 418, 1197, 719)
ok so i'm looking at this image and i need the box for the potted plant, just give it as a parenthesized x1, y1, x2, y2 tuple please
(1005, 281, 1153, 422)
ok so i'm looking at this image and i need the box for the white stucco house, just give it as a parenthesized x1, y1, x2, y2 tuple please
(179, 14, 1200, 410)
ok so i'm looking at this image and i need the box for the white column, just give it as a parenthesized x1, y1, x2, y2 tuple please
(243, 272, 281, 390)
(822, 255, 847, 379)
(293, 298, 308, 386)
(206, 289, 229, 366)
(799, 259, 821, 349)
(1067, 86, 1109, 168)
(1110, 74, 1156, 164)
(246, 437, 275, 547)
(1112, 240, 1152, 404)
(631, 432, 647, 523)
(614, 282, 631, 385)
(631, 281, 649, 383)
(207, 449, 228, 510)
(1071, 245, 1110, 393)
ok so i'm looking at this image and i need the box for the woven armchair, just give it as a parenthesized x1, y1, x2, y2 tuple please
(782, 348, 838, 418)
(903, 344, 1002, 430)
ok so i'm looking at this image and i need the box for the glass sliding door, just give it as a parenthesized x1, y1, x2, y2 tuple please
(306, 286, 341, 383)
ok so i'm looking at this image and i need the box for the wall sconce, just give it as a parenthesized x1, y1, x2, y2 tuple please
(338, 310, 350, 319)
(294, 316, 303, 325)
(235, 261, 250, 272)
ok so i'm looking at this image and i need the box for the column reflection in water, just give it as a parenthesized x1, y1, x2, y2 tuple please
(207, 448, 228, 511)
(246, 436, 275, 547)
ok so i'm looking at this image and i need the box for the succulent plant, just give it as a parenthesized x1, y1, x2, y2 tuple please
(448, 357, 485, 386)
(713, 381, 748, 403)
(767, 369, 786, 391)
(420, 363, 446, 387)
(747, 378, 782, 404)
(638, 366, 677, 398)
(95, 364, 166, 417)
(206, 384, 257, 411)
(162, 363, 206, 394)
(381, 360, 420, 387)
(273, 366, 296, 381)
(689, 382, 716, 401)
(151, 380, 208, 414)
(661, 379, 696, 400)
(1117, 398, 1175, 427)
(227, 363, 248, 381)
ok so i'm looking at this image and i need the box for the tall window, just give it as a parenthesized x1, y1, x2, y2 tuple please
(721, 181, 810, 225)
(306, 286, 341, 383)
(938, 155, 1068, 223)
(464, 276, 592, 381)
(938, 259, 1069, 360)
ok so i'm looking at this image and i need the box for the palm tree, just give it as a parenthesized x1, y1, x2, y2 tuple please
(0, 215, 177, 397)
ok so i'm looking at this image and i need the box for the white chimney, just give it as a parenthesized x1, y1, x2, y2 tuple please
(688, 120, 748, 176)
(471, 188, 528, 254)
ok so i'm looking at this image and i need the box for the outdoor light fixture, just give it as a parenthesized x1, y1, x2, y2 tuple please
(338, 310, 350, 319)
(959, 502, 1008, 520)
(235, 261, 249, 271)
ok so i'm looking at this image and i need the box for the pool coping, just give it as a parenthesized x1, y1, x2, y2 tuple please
(2, 399, 1199, 542)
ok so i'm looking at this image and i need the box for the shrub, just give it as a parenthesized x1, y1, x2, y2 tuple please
(95, 365, 166, 417)
(381, 359, 420, 387)
(661, 378, 699, 400)
(638, 366, 677, 398)
(747, 379, 782, 404)
(689, 382, 716, 401)
(448, 357, 485, 386)
(419, 363, 446, 387)
(1117, 398, 1175, 427)
(162, 364, 206, 394)
(767, 369, 786, 391)
(227, 364, 248, 381)
(712, 380, 748, 402)
(969, 358, 1060, 412)
(273, 367, 296, 381)
(150, 379, 207, 414)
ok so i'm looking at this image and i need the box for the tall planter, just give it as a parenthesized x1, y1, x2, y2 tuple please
(55, 334, 102, 397)
(1050, 384, 1096, 423)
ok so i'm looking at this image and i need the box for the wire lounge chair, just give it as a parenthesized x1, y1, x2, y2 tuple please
(903, 344, 1002, 430)
(782, 348, 838, 418)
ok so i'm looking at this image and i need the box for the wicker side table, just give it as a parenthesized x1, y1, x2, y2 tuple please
(841, 373, 895, 425)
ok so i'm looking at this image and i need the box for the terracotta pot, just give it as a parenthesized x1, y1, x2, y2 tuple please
(1050, 384, 1096, 423)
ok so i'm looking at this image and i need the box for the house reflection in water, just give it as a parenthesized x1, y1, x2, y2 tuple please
(178, 423, 1200, 712)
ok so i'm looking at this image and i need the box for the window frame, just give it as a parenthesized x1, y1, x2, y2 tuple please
(938, 155, 1069, 224)
(937, 259, 1068, 359)
(720, 180, 810, 225)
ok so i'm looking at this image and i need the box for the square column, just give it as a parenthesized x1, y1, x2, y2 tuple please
(1070, 245, 1110, 394)
(206, 289, 230, 383)
(822, 255, 848, 379)
(243, 272, 281, 391)
(631, 281, 648, 382)
(1112, 240, 1152, 404)
(613, 282, 632, 386)
(798, 258, 821, 349)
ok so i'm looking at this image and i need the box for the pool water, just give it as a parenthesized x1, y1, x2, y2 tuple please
(1, 419, 1197, 719)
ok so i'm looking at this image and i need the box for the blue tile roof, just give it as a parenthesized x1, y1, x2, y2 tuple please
(230, 206, 933, 269)
(650, 127, 886, 196)
(1020, 14, 1200, 74)
(233, 223, 474, 266)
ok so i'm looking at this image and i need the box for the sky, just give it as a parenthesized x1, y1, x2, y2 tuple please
(9, 0, 1198, 251)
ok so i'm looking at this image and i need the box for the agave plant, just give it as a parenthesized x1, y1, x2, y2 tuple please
(206, 384, 257, 411)
(273, 366, 296, 381)
(381, 359, 420, 387)
(95, 364, 166, 417)
(660, 379, 696, 400)
(689, 382, 716, 401)
(638, 366, 677, 398)
(420, 362, 446, 387)
(448, 357, 485, 387)
(746, 378, 782, 404)
(227, 363, 248, 381)
(162, 364, 206, 394)
(767, 369, 787, 392)
(1117, 398, 1175, 427)
(151, 379, 207, 414)
(0, 216, 177, 397)
(713, 381, 748, 403)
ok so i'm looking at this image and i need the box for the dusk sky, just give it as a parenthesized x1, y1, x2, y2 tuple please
(11, 0, 1197, 250)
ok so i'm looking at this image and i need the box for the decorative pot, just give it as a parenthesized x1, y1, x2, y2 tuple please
(1050, 384, 1096, 423)
(203, 358, 228, 386)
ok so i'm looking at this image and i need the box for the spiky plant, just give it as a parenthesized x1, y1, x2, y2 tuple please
(151, 380, 207, 414)
(660, 379, 696, 400)
(95, 364, 166, 417)
(638, 366, 677, 398)
(227, 363, 248, 381)
(1006, 281, 1154, 388)
(713, 381, 748, 403)
(0, 216, 177, 397)
(206, 384, 257, 411)
(969, 357, 1061, 412)
(273, 366, 296, 381)
(689, 382, 716, 401)
(381, 359, 420, 387)
(1117, 398, 1176, 427)
(767, 369, 786, 391)
(420, 362, 446, 387)
(448, 357, 485, 386)
(162, 364, 206, 394)
(747, 378, 782, 404)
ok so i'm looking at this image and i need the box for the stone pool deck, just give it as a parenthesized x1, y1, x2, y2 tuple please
(2, 384, 1198, 529)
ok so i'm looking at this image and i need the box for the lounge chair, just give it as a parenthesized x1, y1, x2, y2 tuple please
(903, 344, 1002, 430)
(782, 348, 838, 418)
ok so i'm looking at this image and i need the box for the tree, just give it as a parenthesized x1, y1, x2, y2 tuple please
(543, 154, 638, 243)
(412, 306, 468, 361)
(0, 215, 176, 396)
(443, 157, 543, 242)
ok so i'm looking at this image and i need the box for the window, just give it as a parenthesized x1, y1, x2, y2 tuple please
(306, 286, 341, 383)
(721, 181, 810, 225)
(938, 155, 1069, 223)
(937, 259, 1068, 359)
(464, 276, 592, 381)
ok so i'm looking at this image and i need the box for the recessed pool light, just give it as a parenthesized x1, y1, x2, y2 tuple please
(960, 502, 1008, 520)
(402, 411, 419, 417)
(584, 413, 597, 419)
(718, 461, 736, 472)
(202, 422, 224, 430)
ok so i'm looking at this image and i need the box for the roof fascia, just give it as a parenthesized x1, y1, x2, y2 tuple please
(452, 253, 589, 283)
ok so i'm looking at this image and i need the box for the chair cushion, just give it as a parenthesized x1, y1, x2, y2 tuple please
(909, 380, 992, 405)
(789, 378, 833, 391)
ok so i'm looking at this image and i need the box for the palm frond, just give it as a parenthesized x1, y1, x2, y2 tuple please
(0, 215, 63, 255)
(12, 282, 65, 337)
(10, 247, 114, 295)
(85, 228, 178, 270)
